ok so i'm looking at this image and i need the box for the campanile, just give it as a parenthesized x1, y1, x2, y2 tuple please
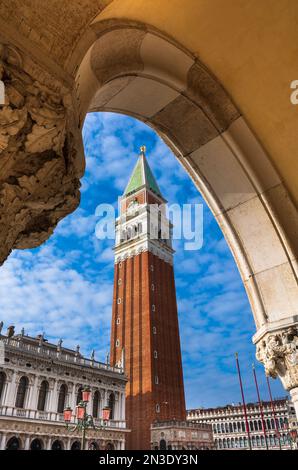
(110, 147, 186, 450)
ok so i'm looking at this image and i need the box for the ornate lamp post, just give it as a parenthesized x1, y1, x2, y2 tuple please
(64, 387, 111, 450)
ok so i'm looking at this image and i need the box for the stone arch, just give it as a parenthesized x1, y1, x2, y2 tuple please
(0, 14, 297, 412)
(15, 375, 29, 409)
(30, 438, 44, 450)
(74, 20, 298, 406)
(6, 436, 21, 450)
(105, 442, 115, 450)
(37, 380, 49, 411)
(51, 439, 64, 450)
(71, 440, 81, 450)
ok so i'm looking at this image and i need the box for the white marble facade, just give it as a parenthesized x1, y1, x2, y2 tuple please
(0, 329, 128, 450)
(187, 398, 297, 450)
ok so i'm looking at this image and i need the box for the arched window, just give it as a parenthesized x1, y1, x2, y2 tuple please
(0, 371, 6, 403)
(37, 380, 49, 411)
(30, 438, 43, 450)
(57, 384, 67, 413)
(160, 439, 167, 450)
(93, 390, 100, 418)
(15, 376, 28, 408)
(108, 392, 115, 420)
(106, 443, 115, 450)
(89, 441, 99, 450)
(267, 418, 271, 430)
(6, 437, 20, 450)
(71, 441, 81, 450)
(51, 440, 63, 450)
(76, 386, 83, 405)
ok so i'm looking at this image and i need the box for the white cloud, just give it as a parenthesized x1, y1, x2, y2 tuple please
(0, 246, 112, 360)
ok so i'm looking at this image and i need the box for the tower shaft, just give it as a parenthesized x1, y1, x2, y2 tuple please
(110, 149, 186, 449)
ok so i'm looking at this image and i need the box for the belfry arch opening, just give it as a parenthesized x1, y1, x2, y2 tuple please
(74, 20, 298, 406)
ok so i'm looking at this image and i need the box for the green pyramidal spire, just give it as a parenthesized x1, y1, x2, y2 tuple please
(124, 146, 162, 198)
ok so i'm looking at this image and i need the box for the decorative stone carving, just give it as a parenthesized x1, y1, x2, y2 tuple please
(256, 326, 298, 390)
(0, 43, 82, 265)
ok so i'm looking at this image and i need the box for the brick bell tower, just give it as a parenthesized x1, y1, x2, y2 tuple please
(110, 146, 186, 450)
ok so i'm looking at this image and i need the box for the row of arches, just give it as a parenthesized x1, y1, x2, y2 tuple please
(5, 436, 115, 450)
(0, 372, 115, 418)
(213, 417, 287, 434)
(120, 223, 142, 242)
(215, 433, 291, 449)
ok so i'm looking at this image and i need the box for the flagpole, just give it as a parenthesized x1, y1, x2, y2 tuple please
(235, 353, 252, 450)
(252, 363, 268, 449)
(266, 376, 282, 450)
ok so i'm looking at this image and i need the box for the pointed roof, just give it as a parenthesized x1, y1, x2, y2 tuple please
(124, 146, 162, 198)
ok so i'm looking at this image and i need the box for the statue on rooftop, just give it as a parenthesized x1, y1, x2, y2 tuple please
(7, 325, 15, 338)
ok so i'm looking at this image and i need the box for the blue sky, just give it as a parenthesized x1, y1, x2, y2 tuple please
(0, 112, 285, 409)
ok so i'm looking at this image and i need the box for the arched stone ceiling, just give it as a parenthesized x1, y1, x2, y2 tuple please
(92, 0, 298, 207)
(73, 25, 298, 339)
(1, 1, 297, 205)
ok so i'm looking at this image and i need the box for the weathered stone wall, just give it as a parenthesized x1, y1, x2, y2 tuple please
(0, 43, 83, 265)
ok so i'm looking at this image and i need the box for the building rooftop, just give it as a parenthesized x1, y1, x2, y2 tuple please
(187, 397, 290, 414)
(0, 324, 125, 378)
(124, 147, 162, 198)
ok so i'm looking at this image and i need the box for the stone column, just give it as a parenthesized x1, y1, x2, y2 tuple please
(70, 383, 77, 410)
(46, 437, 52, 450)
(121, 392, 126, 422)
(86, 387, 92, 416)
(289, 387, 298, 419)
(24, 435, 31, 450)
(255, 324, 298, 419)
(5, 370, 17, 406)
(28, 375, 38, 409)
(48, 379, 58, 412)
(0, 433, 6, 450)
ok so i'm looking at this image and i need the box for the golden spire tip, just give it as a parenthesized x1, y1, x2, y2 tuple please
(140, 145, 146, 155)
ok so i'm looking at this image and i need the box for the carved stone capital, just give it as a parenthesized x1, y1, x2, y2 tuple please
(256, 325, 298, 390)
(0, 43, 84, 265)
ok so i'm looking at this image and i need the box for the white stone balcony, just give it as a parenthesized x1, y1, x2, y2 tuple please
(0, 405, 126, 429)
